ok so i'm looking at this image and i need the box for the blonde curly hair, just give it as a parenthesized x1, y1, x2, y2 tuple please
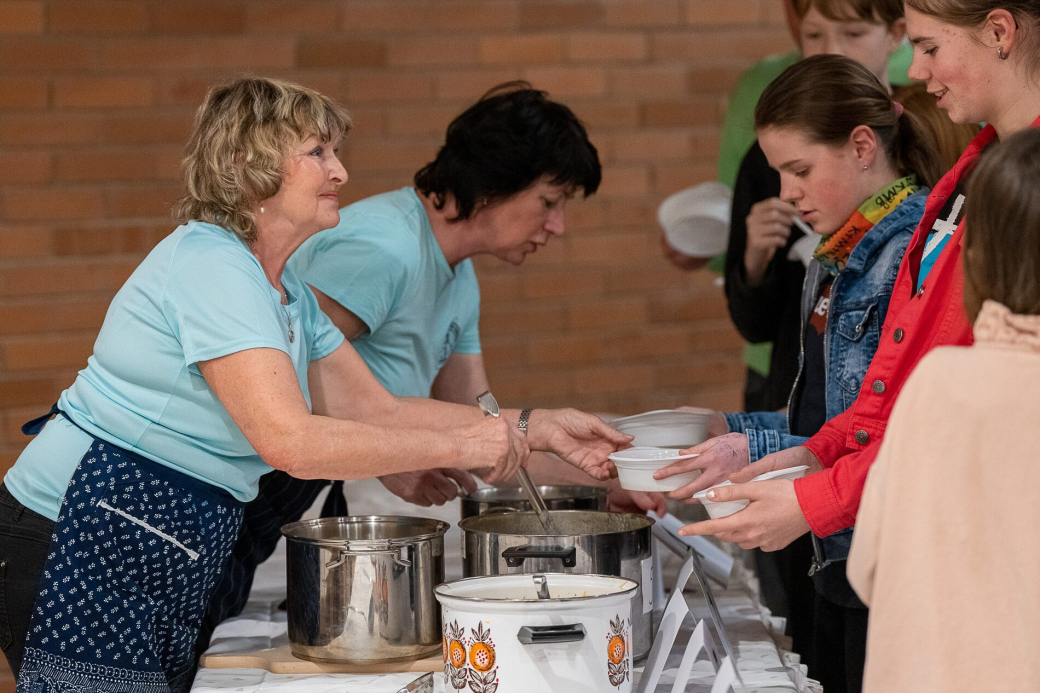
(173, 76, 351, 243)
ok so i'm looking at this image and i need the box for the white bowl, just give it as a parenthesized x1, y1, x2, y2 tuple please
(608, 447, 701, 492)
(612, 409, 711, 449)
(693, 465, 810, 519)
(658, 182, 733, 258)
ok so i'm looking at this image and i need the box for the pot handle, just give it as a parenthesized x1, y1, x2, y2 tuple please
(325, 547, 412, 571)
(502, 545, 577, 568)
(517, 624, 586, 645)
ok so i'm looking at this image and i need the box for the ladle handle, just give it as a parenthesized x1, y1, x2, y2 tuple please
(516, 467, 558, 532)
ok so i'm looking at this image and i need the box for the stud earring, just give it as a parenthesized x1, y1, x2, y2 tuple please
(863, 164, 869, 171)
(260, 206, 265, 214)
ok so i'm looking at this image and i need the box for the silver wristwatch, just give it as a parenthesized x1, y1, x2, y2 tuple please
(518, 408, 532, 435)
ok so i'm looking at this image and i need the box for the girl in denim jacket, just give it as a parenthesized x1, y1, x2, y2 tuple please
(658, 55, 944, 692)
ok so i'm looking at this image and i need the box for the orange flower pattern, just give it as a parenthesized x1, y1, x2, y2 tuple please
(442, 619, 499, 693)
(606, 615, 630, 689)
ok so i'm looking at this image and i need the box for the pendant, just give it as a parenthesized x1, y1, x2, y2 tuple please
(288, 327, 295, 343)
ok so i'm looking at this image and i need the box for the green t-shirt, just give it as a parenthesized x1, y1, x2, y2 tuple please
(716, 42, 915, 375)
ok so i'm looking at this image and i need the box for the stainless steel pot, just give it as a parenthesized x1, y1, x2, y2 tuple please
(282, 515, 448, 663)
(458, 510, 654, 660)
(460, 484, 607, 520)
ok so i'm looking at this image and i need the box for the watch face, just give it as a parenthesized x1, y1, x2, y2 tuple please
(476, 391, 500, 418)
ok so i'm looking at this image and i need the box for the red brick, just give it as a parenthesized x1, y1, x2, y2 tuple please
(155, 147, 185, 180)
(55, 149, 155, 183)
(346, 72, 435, 103)
(648, 292, 730, 323)
(575, 363, 657, 395)
(519, 2, 600, 29)
(0, 225, 50, 259)
(0, 378, 63, 407)
(346, 138, 437, 174)
(0, 298, 108, 335)
(603, 327, 691, 359)
(652, 29, 794, 62)
(571, 101, 640, 129)
(685, 0, 763, 26)
(607, 264, 695, 293)
(297, 38, 387, 69)
(611, 66, 688, 98)
(1, 334, 94, 371)
(640, 99, 718, 128)
(667, 355, 745, 387)
(568, 233, 653, 264)
(0, 151, 52, 184)
(385, 104, 459, 136)
(339, 1, 429, 32)
(523, 66, 606, 97)
(480, 340, 526, 369)
(0, 1, 43, 34)
(603, 1, 682, 27)
(102, 38, 296, 70)
(492, 366, 576, 401)
(432, 2, 518, 31)
(605, 199, 660, 226)
(0, 38, 97, 70)
(566, 32, 648, 62)
(654, 160, 716, 192)
(687, 66, 744, 94)
(596, 164, 650, 197)
(688, 321, 745, 351)
(521, 269, 606, 299)
(152, 2, 245, 33)
(52, 224, 157, 256)
(526, 333, 604, 366)
(0, 258, 139, 297)
(3, 187, 104, 221)
(479, 35, 563, 65)
(246, 1, 340, 32)
(47, 1, 148, 33)
(53, 77, 155, 109)
(101, 113, 193, 144)
(0, 76, 47, 109)
(568, 296, 648, 329)
(433, 69, 522, 100)
(104, 184, 182, 219)
(479, 303, 567, 336)
(613, 131, 691, 162)
(390, 36, 478, 67)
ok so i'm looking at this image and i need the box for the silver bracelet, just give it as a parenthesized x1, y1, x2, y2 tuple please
(518, 408, 532, 435)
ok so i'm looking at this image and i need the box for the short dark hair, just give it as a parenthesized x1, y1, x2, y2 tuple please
(963, 128, 1040, 321)
(793, 0, 905, 25)
(414, 82, 601, 221)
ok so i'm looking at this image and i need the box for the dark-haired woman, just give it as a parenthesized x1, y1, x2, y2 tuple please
(658, 54, 940, 693)
(197, 82, 659, 656)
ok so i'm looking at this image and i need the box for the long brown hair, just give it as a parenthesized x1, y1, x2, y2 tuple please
(755, 54, 944, 187)
(963, 128, 1040, 320)
(893, 83, 981, 173)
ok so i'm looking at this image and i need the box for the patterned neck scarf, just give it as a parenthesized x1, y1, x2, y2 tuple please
(813, 175, 920, 275)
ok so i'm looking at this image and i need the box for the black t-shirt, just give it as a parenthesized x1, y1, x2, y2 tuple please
(791, 276, 833, 438)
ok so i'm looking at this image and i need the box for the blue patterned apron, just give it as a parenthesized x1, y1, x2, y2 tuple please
(17, 413, 244, 693)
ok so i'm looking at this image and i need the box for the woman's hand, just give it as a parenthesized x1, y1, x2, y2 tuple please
(744, 197, 796, 285)
(678, 478, 810, 551)
(525, 409, 632, 481)
(655, 433, 750, 499)
(379, 468, 478, 507)
(457, 416, 528, 484)
(659, 235, 710, 272)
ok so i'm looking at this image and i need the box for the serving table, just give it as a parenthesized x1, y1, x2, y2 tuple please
(193, 479, 818, 693)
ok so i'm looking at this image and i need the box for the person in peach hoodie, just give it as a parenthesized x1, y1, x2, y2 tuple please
(848, 127, 1040, 692)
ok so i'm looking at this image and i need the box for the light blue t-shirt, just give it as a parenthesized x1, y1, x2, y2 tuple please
(290, 187, 481, 398)
(5, 221, 345, 521)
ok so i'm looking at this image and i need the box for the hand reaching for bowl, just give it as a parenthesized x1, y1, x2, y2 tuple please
(674, 406, 729, 439)
(653, 432, 751, 499)
(744, 197, 796, 285)
(523, 408, 632, 481)
(678, 479, 811, 551)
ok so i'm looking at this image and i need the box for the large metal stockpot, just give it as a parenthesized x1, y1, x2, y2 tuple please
(460, 484, 607, 520)
(458, 510, 654, 660)
(282, 515, 448, 663)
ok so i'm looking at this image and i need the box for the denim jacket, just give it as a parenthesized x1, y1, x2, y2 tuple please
(723, 189, 927, 569)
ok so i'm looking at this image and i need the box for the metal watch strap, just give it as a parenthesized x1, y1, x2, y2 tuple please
(518, 408, 532, 434)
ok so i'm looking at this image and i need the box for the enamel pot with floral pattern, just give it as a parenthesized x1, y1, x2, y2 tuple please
(435, 573, 637, 693)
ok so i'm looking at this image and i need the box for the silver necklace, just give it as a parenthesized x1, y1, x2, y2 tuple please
(282, 290, 294, 343)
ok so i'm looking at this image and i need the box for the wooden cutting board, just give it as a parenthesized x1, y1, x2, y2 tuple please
(200, 645, 443, 674)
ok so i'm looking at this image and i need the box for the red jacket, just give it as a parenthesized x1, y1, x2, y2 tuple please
(793, 122, 1012, 537)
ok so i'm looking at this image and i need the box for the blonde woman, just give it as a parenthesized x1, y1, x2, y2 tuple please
(0, 77, 628, 691)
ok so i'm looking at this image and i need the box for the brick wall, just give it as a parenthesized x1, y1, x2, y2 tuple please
(0, 0, 795, 473)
